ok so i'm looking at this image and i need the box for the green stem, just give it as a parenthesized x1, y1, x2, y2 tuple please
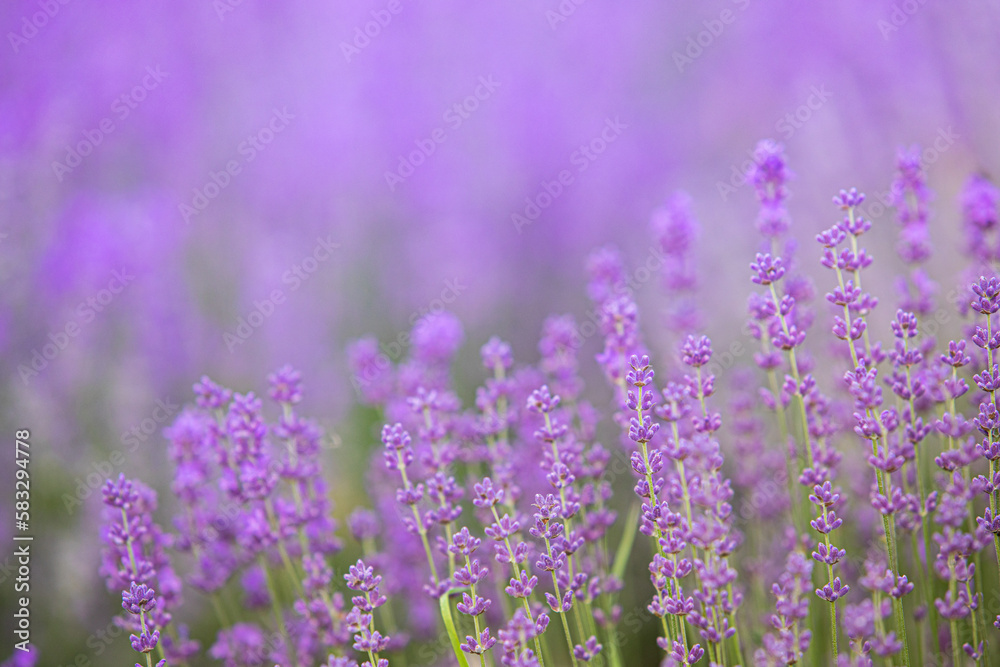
(489, 507, 546, 666)
(869, 414, 910, 667)
(726, 582, 746, 666)
(950, 619, 960, 667)
(559, 606, 580, 667)
(264, 499, 305, 597)
(257, 555, 294, 667)
(601, 595, 624, 667)
(829, 599, 838, 664)
(139, 609, 155, 667)
(440, 591, 472, 667)
(543, 537, 579, 667)
(963, 578, 981, 665)
(923, 508, 941, 660)
(612, 505, 639, 582)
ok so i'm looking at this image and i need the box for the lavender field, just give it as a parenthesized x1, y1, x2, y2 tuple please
(3, 1, 1000, 666)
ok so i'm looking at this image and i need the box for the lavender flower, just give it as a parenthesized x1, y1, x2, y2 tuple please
(451, 527, 497, 662)
(651, 191, 702, 337)
(88, 138, 1000, 667)
(0, 647, 38, 667)
(890, 146, 933, 266)
(100, 474, 176, 667)
(344, 560, 391, 667)
(962, 174, 1000, 272)
(757, 551, 813, 666)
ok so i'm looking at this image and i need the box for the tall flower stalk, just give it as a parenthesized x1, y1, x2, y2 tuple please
(819, 189, 910, 666)
(87, 140, 1000, 667)
(970, 276, 1000, 651)
(625, 354, 702, 665)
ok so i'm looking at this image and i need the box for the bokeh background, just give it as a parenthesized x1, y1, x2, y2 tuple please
(2, 0, 1000, 664)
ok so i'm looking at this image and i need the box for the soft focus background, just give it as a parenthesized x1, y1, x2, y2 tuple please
(2, 0, 1000, 664)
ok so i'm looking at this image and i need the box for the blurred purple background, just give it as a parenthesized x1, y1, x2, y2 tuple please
(2, 0, 1000, 658)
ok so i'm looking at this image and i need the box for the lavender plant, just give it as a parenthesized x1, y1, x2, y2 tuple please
(92, 139, 1000, 667)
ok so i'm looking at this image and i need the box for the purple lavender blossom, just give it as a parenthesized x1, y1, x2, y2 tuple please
(100, 474, 178, 667)
(962, 174, 1000, 272)
(890, 146, 933, 266)
(87, 136, 1000, 667)
(0, 647, 38, 667)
